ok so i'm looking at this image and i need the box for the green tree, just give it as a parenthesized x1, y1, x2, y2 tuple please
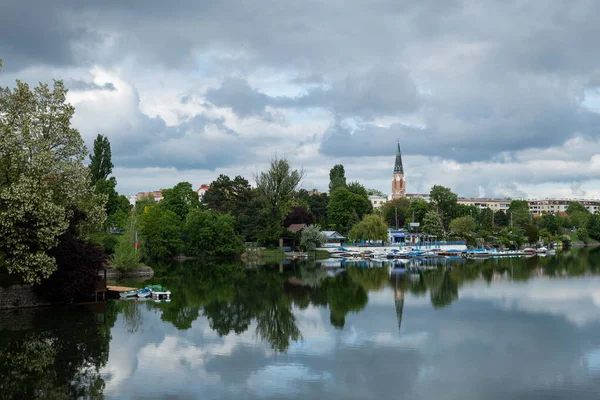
(509, 200, 531, 229)
(139, 206, 183, 259)
(329, 164, 347, 191)
(300, 225, 327, 251)
(256, 156, 304, 223)
(566, 201, 588, 215)
(586, 214, 600, 241)
(88, 134, 113, 185)
(408, 197, 430, 224)
(578, 227, 589, 243)
(525, 224, 539, 244)
(348, 214, 388, 242)
(429, 185, 458, 228)
(327, 187, 371, 232)
(160, 181, 200, 220)
(381, 198, 410, 228)
(307, 192, 329, 227)
(449, 216, 476, 239)
(203, 174, 252, 215)
(494, 210, 509, 227)
(184, 209, 244, 257)
(480, 208, 494, 231)
(367, 188, 386, 197)
(111, 215, 141, 270)
(0, 80, 105, 283)
(422, 211, 445, 237)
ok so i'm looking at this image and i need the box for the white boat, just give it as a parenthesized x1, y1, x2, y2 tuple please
(536, 247, 548, 253)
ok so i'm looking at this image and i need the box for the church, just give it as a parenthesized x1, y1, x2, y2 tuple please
(391, 141, 406, 199)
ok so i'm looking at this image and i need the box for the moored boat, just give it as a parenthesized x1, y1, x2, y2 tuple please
(119, 289, 138, 298)
(137, 288, 152, 298)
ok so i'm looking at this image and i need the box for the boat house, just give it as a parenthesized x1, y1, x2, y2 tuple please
(321, 231, 346, 245)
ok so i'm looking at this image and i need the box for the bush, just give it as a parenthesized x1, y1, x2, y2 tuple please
(184, 209, 245, 257)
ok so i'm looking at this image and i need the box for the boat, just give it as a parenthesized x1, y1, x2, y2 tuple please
(522, 248, 536, 255)
(536, 247, 548, 254)
(147, 284, 171, 300)
(137, 288, 152, 298)
(546, 248, 556, 255)
(119, 289, 138, 298)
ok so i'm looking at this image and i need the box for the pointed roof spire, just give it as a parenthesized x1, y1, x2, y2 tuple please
(394, 140, 404, 174)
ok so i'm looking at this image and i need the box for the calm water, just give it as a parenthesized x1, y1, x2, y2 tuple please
(3, 249, 600, 399)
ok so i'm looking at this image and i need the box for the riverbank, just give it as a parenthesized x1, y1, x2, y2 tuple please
(242, 249, 330, 262)
(105, 264, 154, 279)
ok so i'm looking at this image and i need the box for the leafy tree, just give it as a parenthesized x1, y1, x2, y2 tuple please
(422, 211, 445, 237)
(160, 181, 200, 220)
(494, 210, 509, 227)
(586, 214, 600, 241)
(449, 216, 476, 239)
(111, 215, 141, 270)
(88, 134, 113, 185)
(203, 174, 252, 215)
(256, 156, 304, 223)
(381, 198, 410, 228)
(456, 204, 481, 223)
(284, 206, 313, 227)
(139, 206, 183, 259)
(300, 225, 327, 251)
(347, 181, 373, 213)
(408, 197, 430, 224)
(134, 194, 155, 215)
(480, 208, 494, 231)
(0, 80, 105, 283)
(566, 201, 588, 215)
(329, 164, 347, 191)
(525, 224, 539, 244)
(429, 185, 458, 228)
(509, 200, 531, 229)
(578, 227, 589, 243)
(184, 209, 244, 257)
(348, 214, 388, 242)
(538, 213, 560, 235)
(327, 187, 371, 232)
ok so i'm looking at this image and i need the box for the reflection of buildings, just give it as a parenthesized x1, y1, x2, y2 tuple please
(393, 274, 405, 333)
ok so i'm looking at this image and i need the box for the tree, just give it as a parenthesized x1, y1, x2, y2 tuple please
(284, 206, 313, 227)
(381, 198, 410, 228)
(367, 188, 386, 197)
(139, 206, 183, 259)
(203, 174, 252, 215)
(578, 227, 589, 243)
(494, 210, 509, 227)
(449, 216, 476, 239)
(429, 185, 458, 228)
(0, 80, 105, 283)
(480, 208, 494, 231)
(525, 224, 539, 244)
(408, 198, 430, 224)
(587, 214, 600, 241)
(422, 211, 445, 237)
(347, 181, 372, 213)
(566, 201, 588, 215)
(160, 182, 200, 220)
(300, 225, 327, 251)
(348, 214, 388, 242)
(255, 156, 304, 223)
(111, 215, 141, 270)
(327, 187, 371, 232)
(509, 200, 530, 229)
(88, 134, 113, 185)
(184, 209, 244, 257)
(329, 164, 347, 191)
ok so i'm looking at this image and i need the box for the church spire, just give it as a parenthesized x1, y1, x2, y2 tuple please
(394, 140, 404, 175)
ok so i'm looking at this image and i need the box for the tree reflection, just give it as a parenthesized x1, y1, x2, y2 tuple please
(0, 306, 111, 399)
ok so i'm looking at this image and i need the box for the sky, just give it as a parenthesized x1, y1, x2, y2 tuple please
(2, 0, 600, 198)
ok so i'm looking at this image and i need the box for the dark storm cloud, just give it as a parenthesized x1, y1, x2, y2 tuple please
(4, 0, 600, 171)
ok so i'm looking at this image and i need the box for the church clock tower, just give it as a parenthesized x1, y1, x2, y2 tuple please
(391, 141, 406, 199)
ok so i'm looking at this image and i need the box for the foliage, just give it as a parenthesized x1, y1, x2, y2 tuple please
(421, 211, 445, 237)
(348, 214, 388, 242)
(329, 164, 347, 191)
(537, 213, 561, 235)
(498, 228, 524, 249)
(449, 216, 476, 239)
(509, 200, 531, 229)
(88, 134, 113, 185)
(494, 210, 509, 227)
(566, 201, 588, 215)
(139, 206, 183, 259)
(586, 214, 600, 241)
(525, 224, 539, 244)
(284, 206, 313, 227)
(299, 225, 327, 251)
(577, 227, 589, 243)
(38, 210, 107, 302)
(327, 187, 371, 232)
(408, 197, 430, 224)
(134, 195, 155, 215)
(184, 209, 245, 257)
(203, 174, 252, 215)
(367, 188, 387, 197)
(160, 181, 200, 220)
(307, 192, 329, 227)
(94, 176, 130, 231)
(111, 215, 141, 270)
(381, 197, 410, 228)
(0, 80, 105, 283)
(255, 156, 304, 223)
(429, 185, 458, 228)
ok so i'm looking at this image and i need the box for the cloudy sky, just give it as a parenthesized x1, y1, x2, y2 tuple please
(3, 0, 600, 198)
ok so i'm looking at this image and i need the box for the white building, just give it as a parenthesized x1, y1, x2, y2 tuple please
(369, 195, 388, 209)
(457, 198, 511, 211)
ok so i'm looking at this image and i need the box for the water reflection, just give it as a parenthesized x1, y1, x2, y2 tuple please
(3, 248, 600, 398)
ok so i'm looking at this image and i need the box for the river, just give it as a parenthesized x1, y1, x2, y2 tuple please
(2, 248, 600, 399)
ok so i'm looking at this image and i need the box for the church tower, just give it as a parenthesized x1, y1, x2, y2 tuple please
(391, 141, 406, 199)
